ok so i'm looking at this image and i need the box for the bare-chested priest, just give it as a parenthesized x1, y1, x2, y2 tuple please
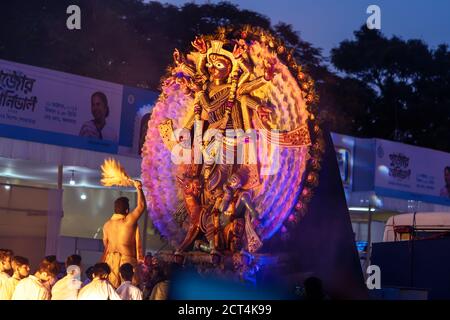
(102, 179, 145, 288)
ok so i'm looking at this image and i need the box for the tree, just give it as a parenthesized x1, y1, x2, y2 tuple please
(331, 26, 450, 152)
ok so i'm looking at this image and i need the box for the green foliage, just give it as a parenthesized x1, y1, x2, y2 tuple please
(331, 26, 450, 151)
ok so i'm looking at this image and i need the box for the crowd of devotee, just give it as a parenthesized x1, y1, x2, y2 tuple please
(0, 248, 171, 300)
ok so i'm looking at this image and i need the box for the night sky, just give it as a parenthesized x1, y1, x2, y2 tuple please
(159, 0, 450, 57)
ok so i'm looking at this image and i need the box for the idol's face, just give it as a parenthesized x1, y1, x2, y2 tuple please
(207, 54, 232, 82)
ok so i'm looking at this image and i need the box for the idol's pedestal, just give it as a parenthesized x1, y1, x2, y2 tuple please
(156, 250, 281, 281)
(155, 250, 316, 299)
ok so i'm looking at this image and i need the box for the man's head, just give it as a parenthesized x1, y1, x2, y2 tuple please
(91, 91, 109, 121)
(144, 253, 153, 266)
(36, 259, 59, 283)
(151, 256, 159, 267)
(0, 249, 13, 273)
(151, 262, 171, 281)
(114, 197, 130, 215)
(66, 265, 81, 279)
(44, 255, 57, 263)
(93, 262, 111, 280)
(12, 256, 30, 279)
(85, 266, 95, 281)
(151, 265, 164, 279)
(445, 166, 450, 187)
(66, 254, 82, 268)
(303, 276, 325, 300)
(207, 54, 232, 83)
(119, 263, 134, 282)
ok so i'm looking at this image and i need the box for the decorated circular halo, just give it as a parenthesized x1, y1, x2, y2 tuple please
(141, 26, 325, 250)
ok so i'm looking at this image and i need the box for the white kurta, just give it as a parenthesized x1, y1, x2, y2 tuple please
(149, 280, 170, 300)
(51, 274, 82, 300)
(77, 278, 121, 300)
(116, 281, 143, 300)
(3, 277, 20, 300)
(11, 275, 51, 300)
(0, 272, 14, 300)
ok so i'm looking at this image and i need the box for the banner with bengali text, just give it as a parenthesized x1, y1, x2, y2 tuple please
(374, 139, 450, 205)
(0, 59, 157, 154)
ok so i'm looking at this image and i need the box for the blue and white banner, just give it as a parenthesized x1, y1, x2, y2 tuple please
(331, 132, 355, 199)
(0, 59, 157, 154)
(120, 86, 158, 155)
(375, 139, 450, 205)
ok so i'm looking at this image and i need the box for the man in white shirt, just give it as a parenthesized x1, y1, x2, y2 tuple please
(78, 263, 121, 300)
(12, 259, 59, 300)
(2, 256, 30, 300)
(149, 264, 170, 300)
(0, 249, 14, 300)
(51, 254, 83, 300)
(41, 255, 59, 292)
(116, 263, 143, 300)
